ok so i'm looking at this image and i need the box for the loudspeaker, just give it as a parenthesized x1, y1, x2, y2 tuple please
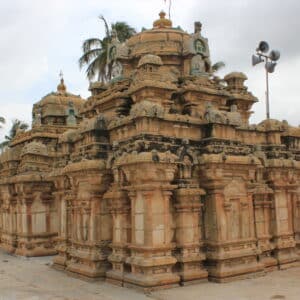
(269, 50, 280, 61)
(265, 61, 277, 73)
(257, 41, 269, 53)
(252, 54, 264, 66)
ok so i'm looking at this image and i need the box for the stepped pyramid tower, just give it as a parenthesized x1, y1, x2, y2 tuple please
(0, 12, 300, 290)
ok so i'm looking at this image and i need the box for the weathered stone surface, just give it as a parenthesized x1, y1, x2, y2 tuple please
(0, 12, 299, 290)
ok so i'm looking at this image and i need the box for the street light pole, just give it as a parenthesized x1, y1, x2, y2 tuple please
(252, 41, 280, 120)
(265, 57, 270, 119)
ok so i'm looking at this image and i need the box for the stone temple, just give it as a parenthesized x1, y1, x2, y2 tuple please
(0, 12, 300, 290)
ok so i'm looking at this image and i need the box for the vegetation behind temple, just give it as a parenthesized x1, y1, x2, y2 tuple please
(0, 119, 29, 152)
(79, 16, 136, 82)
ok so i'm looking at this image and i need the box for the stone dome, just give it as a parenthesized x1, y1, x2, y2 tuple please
(224, 72, 248, 91)
(126, 13, 190, 58)
(21, 141, 48, 157)
(224, 72, 247, 81)
(137, 54, 163, 68)
(32, 77, 85, 119)
(36, 81, 84, 108)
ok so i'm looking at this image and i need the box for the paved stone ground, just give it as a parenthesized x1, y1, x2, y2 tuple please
(0, 250, 299, 300)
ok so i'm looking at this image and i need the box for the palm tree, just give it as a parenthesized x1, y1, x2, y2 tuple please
(0, 119, 29, 151)
(111, 21, 136, 43)
(79, 16, 136, 82)
(0, 116, 5, 129)
(212, 61, 225, 73)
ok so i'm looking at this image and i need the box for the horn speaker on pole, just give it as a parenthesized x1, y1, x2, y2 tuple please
(252, 54, 264, 66)
(257, 41, 270, 53)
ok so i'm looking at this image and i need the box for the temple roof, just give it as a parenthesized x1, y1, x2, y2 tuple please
(126, 12, 190, 58)
(36, 78, 84, 107)
(33, 77, 85, 117)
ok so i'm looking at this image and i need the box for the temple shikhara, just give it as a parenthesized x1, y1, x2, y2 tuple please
(0, 12, 300, 290)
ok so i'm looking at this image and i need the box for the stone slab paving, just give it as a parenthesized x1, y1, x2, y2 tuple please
(0, 250, 299, 300)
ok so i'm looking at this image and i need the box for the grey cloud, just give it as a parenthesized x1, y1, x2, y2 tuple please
(194, 0, 300, 65)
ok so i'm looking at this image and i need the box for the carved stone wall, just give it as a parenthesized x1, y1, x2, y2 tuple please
(0, 12, 300, 291)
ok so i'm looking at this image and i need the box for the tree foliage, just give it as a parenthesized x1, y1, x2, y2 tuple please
(212, 61, 226, 73)
(79, 16, 136, 82)
(0, 116, 5, 129)
(0, 119, 29, 151)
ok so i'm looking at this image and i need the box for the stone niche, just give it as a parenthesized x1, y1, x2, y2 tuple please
(0, 12, 300, 291)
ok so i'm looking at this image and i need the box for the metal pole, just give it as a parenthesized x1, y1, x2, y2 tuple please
(265, 58, 270, 119)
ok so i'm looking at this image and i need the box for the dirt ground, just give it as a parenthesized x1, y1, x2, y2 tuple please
(0, 250, 299, 300)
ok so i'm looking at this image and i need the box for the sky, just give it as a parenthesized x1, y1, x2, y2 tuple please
(0, 0, 299, 140)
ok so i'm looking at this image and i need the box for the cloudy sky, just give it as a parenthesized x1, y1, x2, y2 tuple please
(0, 0, 299, 140)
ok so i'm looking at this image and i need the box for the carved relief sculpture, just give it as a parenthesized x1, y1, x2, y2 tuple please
(0, 12, 299, 291)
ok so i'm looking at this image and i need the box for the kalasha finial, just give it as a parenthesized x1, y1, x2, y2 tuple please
(153, 11, 172, 29)
(159, 11, 166, 18)
(57, 70, 66, 93)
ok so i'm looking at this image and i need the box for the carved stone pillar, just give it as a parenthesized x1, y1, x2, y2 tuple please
(53, 189, 72, 270)
(174, 187, 208, 284)
(15, 185, 57, 257)
(63, 161, 112, 279)
(204, 186, 227, 280)
(15, 191, 33, 256)
(66, 191, 111, 278)
(292, 189, 300, 257)
(0, 187, 18, 254)
(0, 193, 3, 244)
(271, 184, 298, 268)
(105, 189, 131, 285)
(119, 152, 180, 290)
(124, 187, 179, 290)
(253, 190, 277, 271)
(204, 180, 262, 282)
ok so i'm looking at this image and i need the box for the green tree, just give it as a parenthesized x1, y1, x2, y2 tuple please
(111, 21, 136, 43)
(0, 116, 5, 129)
(79, 16, 136, 82)
(0, 119, 29, 151)
(212, 61, 225, 73)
